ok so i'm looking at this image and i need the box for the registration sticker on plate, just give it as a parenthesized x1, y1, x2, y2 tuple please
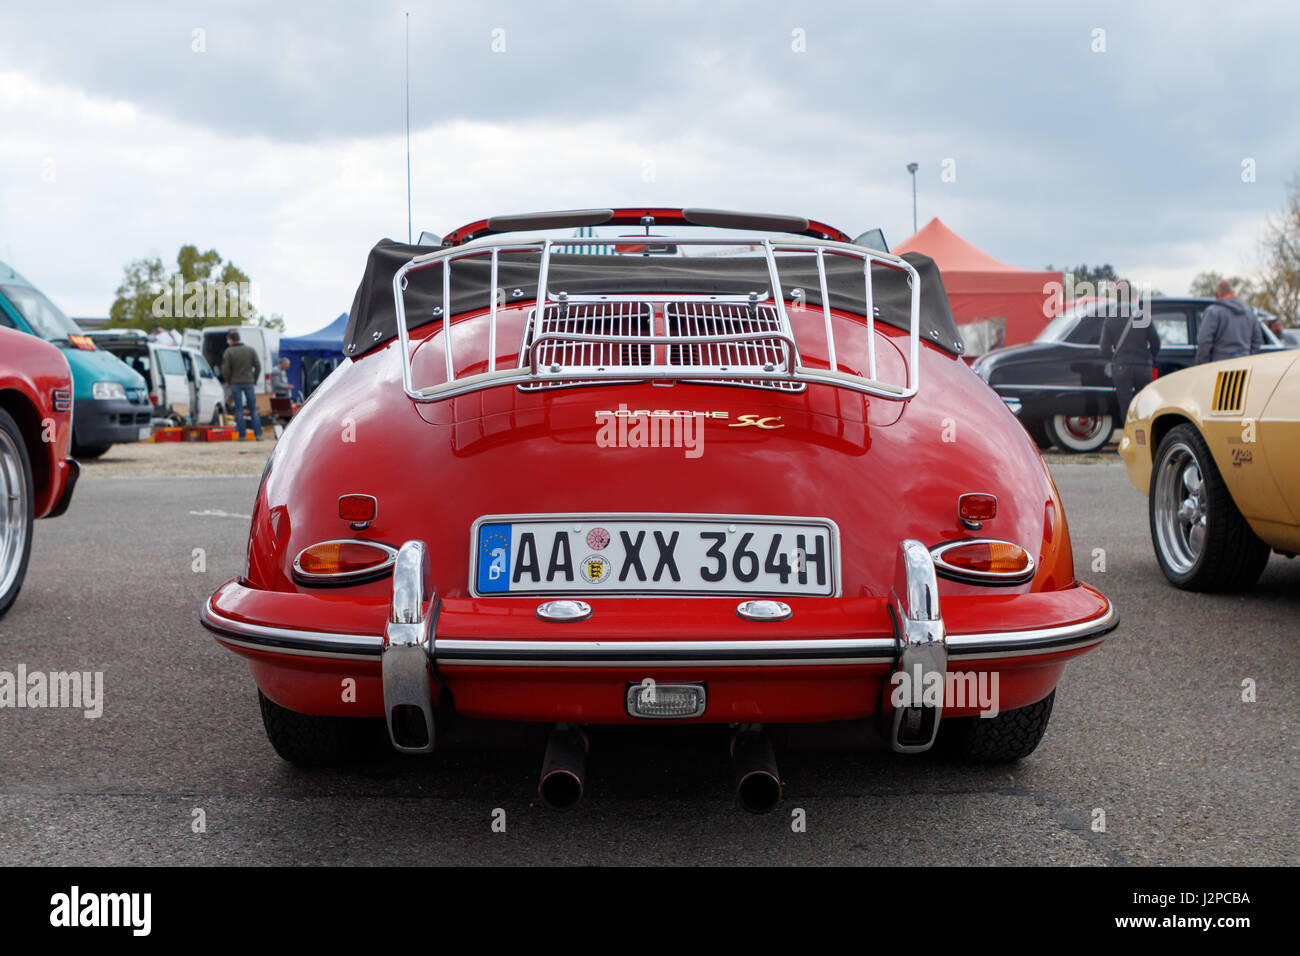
(472, 514, 839, 597)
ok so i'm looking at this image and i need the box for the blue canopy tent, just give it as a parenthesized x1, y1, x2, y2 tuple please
(278, 313, 347, 397)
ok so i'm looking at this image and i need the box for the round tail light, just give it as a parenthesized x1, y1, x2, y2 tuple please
(930, 539, 1035, 585)
(293, 539, 398, 585)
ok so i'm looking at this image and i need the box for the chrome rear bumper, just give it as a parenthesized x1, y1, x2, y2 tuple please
(203, 537, 1117, 755)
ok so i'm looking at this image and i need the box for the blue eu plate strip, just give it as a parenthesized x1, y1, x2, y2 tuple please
(476, 523, 513, 593)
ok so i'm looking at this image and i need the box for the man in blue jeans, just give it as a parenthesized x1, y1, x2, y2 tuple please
(220, 330, 263, 440)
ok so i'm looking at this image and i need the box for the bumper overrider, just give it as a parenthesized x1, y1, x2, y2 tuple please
(202, 539, 1117, 755)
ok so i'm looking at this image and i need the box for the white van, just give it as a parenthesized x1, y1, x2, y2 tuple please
(89, 330, 227, 424)
(184, 325, 281, 399)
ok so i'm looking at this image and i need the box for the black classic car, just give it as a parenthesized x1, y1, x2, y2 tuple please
(970, 297, 1288, 452)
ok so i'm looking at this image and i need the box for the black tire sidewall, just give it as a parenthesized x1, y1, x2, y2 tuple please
(1022, 418, 1054, 449)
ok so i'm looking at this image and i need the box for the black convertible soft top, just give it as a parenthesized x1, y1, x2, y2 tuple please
(343, 240, 963, 358)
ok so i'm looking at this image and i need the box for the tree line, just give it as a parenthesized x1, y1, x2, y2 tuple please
(108, 244, 284, 332)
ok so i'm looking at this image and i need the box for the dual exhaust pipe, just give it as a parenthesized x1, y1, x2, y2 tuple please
(537, 724, 782, 814)
(538, 726, 589, 810)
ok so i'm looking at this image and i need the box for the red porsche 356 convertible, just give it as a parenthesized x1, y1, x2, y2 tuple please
(203, 208, 1116, 811)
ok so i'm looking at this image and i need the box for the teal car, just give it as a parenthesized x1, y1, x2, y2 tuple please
(0, 261, 152, 458)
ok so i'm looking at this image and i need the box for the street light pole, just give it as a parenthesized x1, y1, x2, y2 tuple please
(906, 163, 919, 234)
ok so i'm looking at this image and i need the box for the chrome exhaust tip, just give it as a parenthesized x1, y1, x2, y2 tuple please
(539, 726, 588, 810)
(731, 727, 782, 814)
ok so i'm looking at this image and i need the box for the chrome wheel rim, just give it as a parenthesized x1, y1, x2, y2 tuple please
(1153, 441, 1206, 575)
(0, 428, 29, 599)
(1064, 416, 1104, 440)
(1052, 413, 1113, 451)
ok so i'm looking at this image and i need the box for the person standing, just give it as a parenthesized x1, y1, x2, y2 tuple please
(220, 330, 263, 440)
(1100, 279, 1160, 422)
(1195, 279, 1262, 364)
(270, 357, 292, 398)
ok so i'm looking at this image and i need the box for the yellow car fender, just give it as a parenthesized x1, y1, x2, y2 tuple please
(1119, 351, 1300, 552)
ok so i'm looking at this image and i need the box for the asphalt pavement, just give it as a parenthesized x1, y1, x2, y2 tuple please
(0, 464, 1295, 865)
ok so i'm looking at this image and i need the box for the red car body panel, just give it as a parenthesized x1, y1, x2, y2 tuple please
(0, 327, 76, 518)
(241, 322, 1073, 599)
(203, 212, 1115, 755)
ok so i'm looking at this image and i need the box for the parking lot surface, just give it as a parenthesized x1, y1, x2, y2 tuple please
(0, 461, 1294, 865)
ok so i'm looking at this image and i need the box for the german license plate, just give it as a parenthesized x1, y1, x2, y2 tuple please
(472, 515, 839, 597)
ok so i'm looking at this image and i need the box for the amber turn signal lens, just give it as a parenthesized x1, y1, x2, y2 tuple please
(930, 539, 1035, 585)
(293, 540, 397, 583)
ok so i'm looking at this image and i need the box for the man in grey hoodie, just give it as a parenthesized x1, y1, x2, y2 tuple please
(1196, 279, 1262, 364)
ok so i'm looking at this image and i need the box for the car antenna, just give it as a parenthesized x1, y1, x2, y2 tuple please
(404, 10, 412, 245)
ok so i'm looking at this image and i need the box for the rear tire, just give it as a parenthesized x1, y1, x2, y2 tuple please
(71, 440, 111, 459)
(0, 408, 34, 618)
(943, 691, 1055, 762)
(258, 691, 377, 766)
(1148, 423, 1270, 591)
(1022, 418, 1053, 449)
(1046, 414, 1113, 453)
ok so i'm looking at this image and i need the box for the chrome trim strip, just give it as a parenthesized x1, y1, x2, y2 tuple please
(437, 656, 897, 668)
(204, 598, 1116, 665)
(211, 634, 379, 662)
(994, 384, 1117, 393)
(946, 601, 1118, 657)
(434, 637, 896, 664)
(201, 599, 382, 658)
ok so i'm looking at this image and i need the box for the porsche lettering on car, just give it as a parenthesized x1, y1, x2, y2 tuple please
(201, 207, 1117, 812)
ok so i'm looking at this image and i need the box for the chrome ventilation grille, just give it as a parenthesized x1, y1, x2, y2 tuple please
(517, 298, 801, 393)
(665, 301, 804, 392)
(517, 301, 653, 390)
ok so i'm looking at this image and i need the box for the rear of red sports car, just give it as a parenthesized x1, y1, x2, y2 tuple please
(202, 208, 1115, 811)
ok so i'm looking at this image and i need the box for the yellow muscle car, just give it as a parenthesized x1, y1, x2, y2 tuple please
(1119, 350, 1300, 590)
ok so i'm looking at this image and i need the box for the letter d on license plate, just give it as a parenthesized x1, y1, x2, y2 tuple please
(472, 514, 839, 597)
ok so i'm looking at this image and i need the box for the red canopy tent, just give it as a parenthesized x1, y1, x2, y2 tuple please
(893, 218, 1062, 351)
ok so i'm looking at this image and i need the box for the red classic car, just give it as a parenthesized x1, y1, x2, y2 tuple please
(0, 327, 80, 615)
(203, 208, 1116, 811)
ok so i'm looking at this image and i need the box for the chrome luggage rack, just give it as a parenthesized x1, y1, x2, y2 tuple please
(391, 236, 922, 402)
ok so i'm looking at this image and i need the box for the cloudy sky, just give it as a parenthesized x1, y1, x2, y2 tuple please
(2, 0, 1298, 334)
